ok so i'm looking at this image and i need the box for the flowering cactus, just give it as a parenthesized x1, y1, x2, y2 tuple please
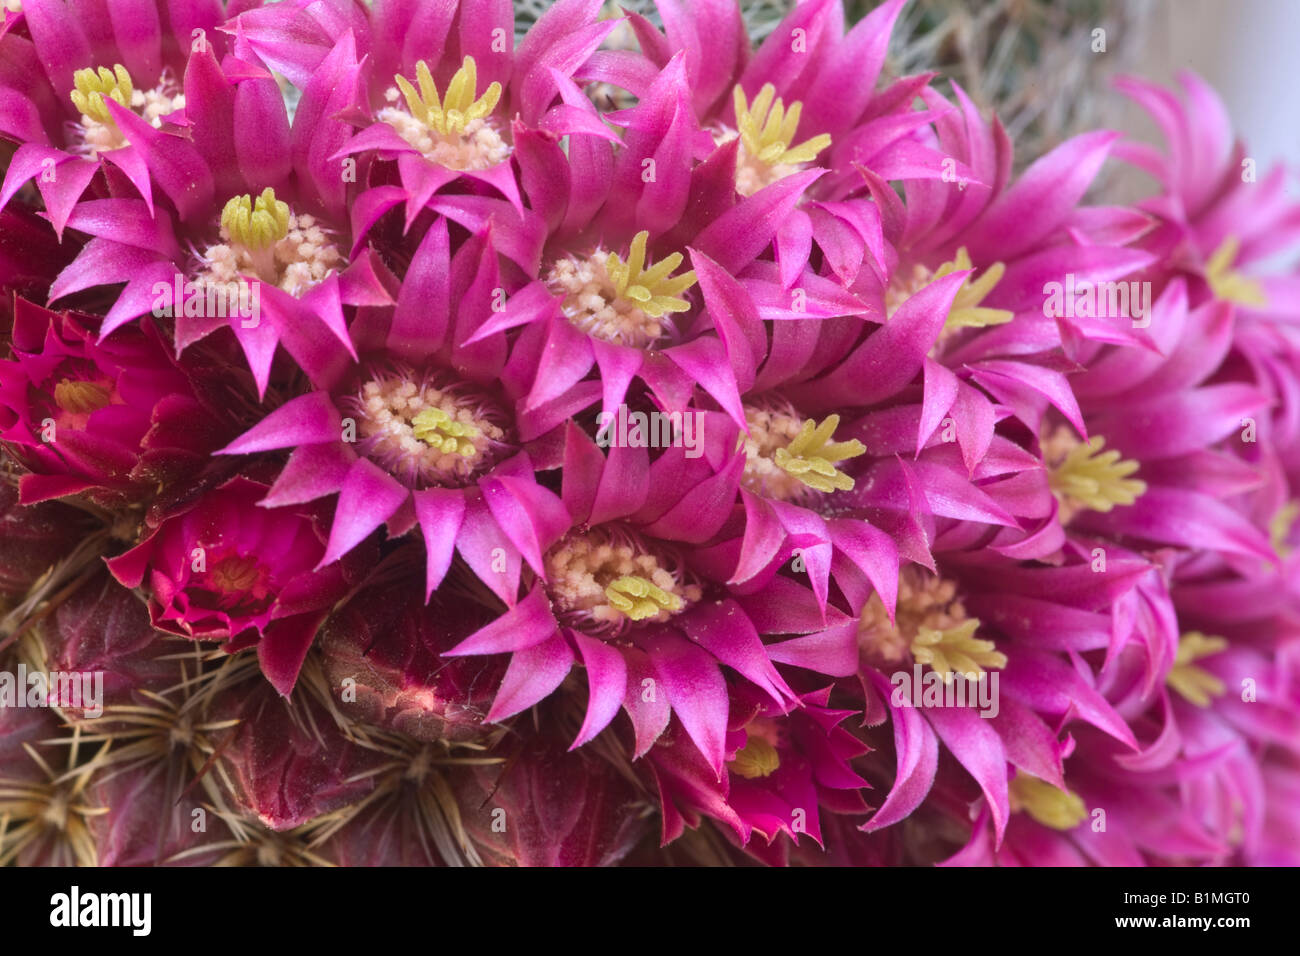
(0, 0, 1297, 870)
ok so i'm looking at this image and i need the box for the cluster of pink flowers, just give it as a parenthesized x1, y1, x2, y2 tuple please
(1, 0, 1297, 866)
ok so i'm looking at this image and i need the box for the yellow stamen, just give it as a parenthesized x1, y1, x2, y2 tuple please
(728, 736, 780, 779)
(1205, 236, 1267, 307)
(1048, 434, 1146, 514)
(396, 56, 501, 138)
(931, 247, 1015, 333)
(220, 188, 290, 252)
(604, 574, 683, 622)
(604, 231, 697, 318)
(210, 555, 262, 592)
(910, 618, 1006, 682)
(1010, 774, 1088, 830)
(1167, 632, 1227, 707)
(70, 64, 133, 126)
(1269, 500, 1298, 559)
(772, 414, 866, 494)
(52, 379, 112, 415)
(410, 406, 480, 457)
(733, 83, 831, 167)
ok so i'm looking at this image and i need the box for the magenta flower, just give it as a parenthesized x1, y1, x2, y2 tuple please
(3, 0, 1300, 869)
(648, 684, 869, 862)
(106, 474, 367, 693)
(39, 38, 393, 397)
(0, 0, 224, 235)
(440, 423, 850, 776)
(213, 220, 570, 606)
(0, 296, 225, 503)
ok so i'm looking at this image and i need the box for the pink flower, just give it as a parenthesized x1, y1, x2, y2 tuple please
(0, 297, 226, 503)
(106, 475, 368, 693)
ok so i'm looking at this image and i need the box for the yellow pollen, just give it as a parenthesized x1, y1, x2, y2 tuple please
(728, 735, 780, 779)
(349, 374, 505, 486)
(546, 534, 699, 629)
(1009, 774, 1088, 830)
(1270, 501, 1299, 558)
(772, 414, 866, 494)
(53, 379, 112, 415)
(733, 83, 830, 169)
(210, 555, 261, 592)
(1167, 632, 1228, 707)
(1205, 236, 1267, 308)
(604, 231, 697, 319)
(410, 406, 480, 456)
(932, 248, 1014, 333)
(603, 574, 683, 621)
(396, 56, 501, 138)
(910, 618, 1006, 682)
(220, 188, 291, 253)
(858, 568, 1005, 682)
(547, 234, 697, 346)
(70, 64, 133, 126)
(1045, 430, 1146, 518)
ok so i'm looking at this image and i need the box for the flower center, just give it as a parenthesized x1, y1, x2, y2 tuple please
(380, 56, 509, 171)
(722, 83, 831, 197)
(886, 248, 1014, 339)
(197, 188, 343, 296)
(341, 368, 510, 489)
(69, 64, 185, 156)
(727, 717, 785, 779)
(1009, 774, 1087, 830)
(1167, 632, 1227, 707)
(544, 529, 700, 632)
(1042, 426, 1145, 524)
(741, 404, 866, 500)
(194, 551, 275, 617)
(546, 231, 697, 348)
(858, 567, 1006, 681)
(210, 554, 262, 592)
(1205, 236, 1267, 308)
(52, 378, 112, 415)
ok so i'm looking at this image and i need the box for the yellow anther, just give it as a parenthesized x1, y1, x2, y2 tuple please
(1270, 501, 1299, 558)
(728, 736, 781, 779)
(210, 555, 262, 592)
(395, 56, 501, 138)
(733, 83, 831, 167)
(910, 618, 1006, 682)
(70, 64, 133, 126)
(53, 379, 112, 415)
(772, 414, 865, 494)
(1167, 632, 1228, 707)
(931, 247, 1015, 333)
(1048, 435, 1145, 513)
(411, 406, 480, 456)
(603, 231, 697, 318)
(1205, 236, 1267, 307)
(604, 574, 683, 622)
(1010, 774, 1088, 830)
(220, 188, 291, 252)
